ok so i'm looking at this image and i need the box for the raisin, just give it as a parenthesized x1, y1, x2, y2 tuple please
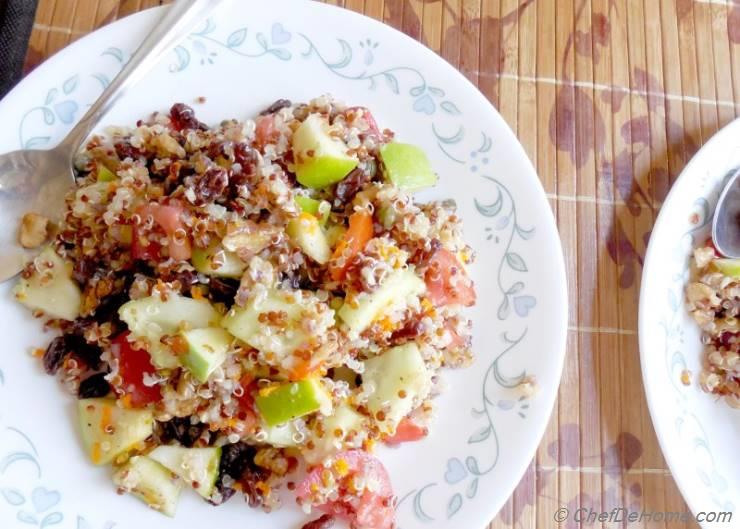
(207, 278, 239, 305)
(66, 334, 104, 370)
(169, 103, 207, 131)
(43, 336, 67, 375)
(301, 515, 336, 529)
(333, 159, 376, 207)
(159, 416, 206, 448)
(219, 442, 256, 480)
(78, 373, 111, 399)
(259, 98, 291, 115)
(194, 167, 229, 204)
(72, 257, 99, 285)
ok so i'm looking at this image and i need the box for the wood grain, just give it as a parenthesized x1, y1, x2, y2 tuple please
(24, 1, 740, 528)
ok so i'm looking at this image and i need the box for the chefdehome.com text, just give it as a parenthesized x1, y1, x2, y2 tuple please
(552, 506, 733, 524)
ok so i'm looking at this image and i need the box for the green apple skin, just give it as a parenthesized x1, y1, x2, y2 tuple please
(292, 113, 358, 188)
(712, 258, 740, 277)
(181, 327, 233, 383)
(295, 196, 330, 226)
(96, 165, 117, 182)
(255, 378, 332, 426)
(78, 398, 154, 465)
(379, 142, 438, 192)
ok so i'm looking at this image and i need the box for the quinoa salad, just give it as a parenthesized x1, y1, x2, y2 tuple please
(13, 96, 477, 529)
(686, 242, 740, 408)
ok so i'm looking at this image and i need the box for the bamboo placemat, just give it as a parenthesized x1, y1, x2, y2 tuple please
(23, 1, 740, 528)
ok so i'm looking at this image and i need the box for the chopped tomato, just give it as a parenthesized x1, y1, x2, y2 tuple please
(330, 211, 373, 281)
(255, 115, 279, 148)
(110, 332, 161, 407)
(384, 417, 428, 445)
(424, 248, 476, 307)
(346, 107, 380, 138)
(133, 203, 191, 261)
(445, 321, 469, 350)
(297, 450, 395, 529)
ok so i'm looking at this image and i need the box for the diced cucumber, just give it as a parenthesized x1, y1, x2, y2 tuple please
(362, 343, 431, 434)
(292, 114, 358, 188)
(255, 378, 332, 426)
(119, 293, 220, 368)
(338, 268, 425, 334)
(191, 243, 246, 279)
(222, 289, 331, 361)
(286, 213, 332, 264)
(113, 455, 183, 517)
(78, 398, 153, 465)
(181, 327, 233, 383)
(13, 247, 81, 321)
(304, 404, 366, 464)
(148, 445, 221, 499)
(379, 142, 437, 192)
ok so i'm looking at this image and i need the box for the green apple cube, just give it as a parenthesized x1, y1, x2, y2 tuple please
(259, 422, 300, 447)
(181, 327, 233, 383)
(113, 456, 183, 517)
(286, 213, 332, 264)
(96, 165, 117, 182)
(362, 343, 431, 434)
(255, 378, 332, 426)
(13, 246, 82, 321)
(292, 113, 358, 188)
(338, 268, 425, 334)
(712, 258, 740, 277)
(149, 445, 221, 499)
(379, 142, 438, 192)
(295, 195, 330, 226)
(78, 398, 154, 465)
(192, 243, 246, 279)
(119, 293, 220, 368)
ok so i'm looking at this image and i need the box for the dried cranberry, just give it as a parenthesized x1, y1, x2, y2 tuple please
(43, 336, 68, 375)
(169, 103, 207, 131)
(259, 98, 291, 115)
(194, 167, 229, 204)
(301, 515, 336, 529)
(78, 373, 111, 399)
(207, 278, 239, 305)
(719, 332, 737, 348)
(114, 141, 143, 161)
(159, 416, 206, 447)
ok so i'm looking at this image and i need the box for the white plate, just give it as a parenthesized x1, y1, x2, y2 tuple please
(640, 118, 740, 528)
(0, 2, 567, 528)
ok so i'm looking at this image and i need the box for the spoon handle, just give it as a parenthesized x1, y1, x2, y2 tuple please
(59, 0, 225, 155)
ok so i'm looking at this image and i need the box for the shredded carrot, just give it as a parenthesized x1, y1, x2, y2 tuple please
(329, 211, 373, 281)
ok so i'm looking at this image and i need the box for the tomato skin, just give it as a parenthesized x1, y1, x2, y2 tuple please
(330, 212, 373, 281)
(424, 249, 476, 307)
(384, 417, 428, 445)
(297, 450, 395, 529)
(132, 203, 191, 262)
(110, 333, 162, 407)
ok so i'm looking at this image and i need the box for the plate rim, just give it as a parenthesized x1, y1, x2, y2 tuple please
(0, 2, 569, 527)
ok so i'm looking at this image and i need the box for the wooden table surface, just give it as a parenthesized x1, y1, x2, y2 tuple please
(23, 1, 740, 528)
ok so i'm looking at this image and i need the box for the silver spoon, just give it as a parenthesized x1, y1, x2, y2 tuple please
(712, 167, 740, 258)
(0, 0, 225, 283)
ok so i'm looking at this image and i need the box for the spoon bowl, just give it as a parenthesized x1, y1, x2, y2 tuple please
(711, 166, 740, 258)
(0, 146, 74, 281)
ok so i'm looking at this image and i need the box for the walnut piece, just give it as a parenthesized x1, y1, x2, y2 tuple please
(19, 213, 50, 249)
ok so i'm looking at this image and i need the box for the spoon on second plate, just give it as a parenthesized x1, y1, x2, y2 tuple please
(0, 0, 225, 283)
(712, 167, 740, 258)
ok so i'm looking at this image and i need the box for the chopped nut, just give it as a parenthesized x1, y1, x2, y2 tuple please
(19, 213, 50, 248)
